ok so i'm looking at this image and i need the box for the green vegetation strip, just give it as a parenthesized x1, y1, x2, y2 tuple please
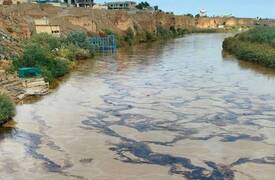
(104, 26, 189, 47)
(223, 27, 275, 68)
(8, 27, 188, 83)
(0, 92, 15, 124)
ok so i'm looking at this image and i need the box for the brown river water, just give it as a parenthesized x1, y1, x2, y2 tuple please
(1, 33, 275, 180)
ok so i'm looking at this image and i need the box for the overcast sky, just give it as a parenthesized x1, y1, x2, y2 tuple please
(96, 0, 275, 18)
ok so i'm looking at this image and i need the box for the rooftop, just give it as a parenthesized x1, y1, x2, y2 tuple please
(105, 1, 136, 5)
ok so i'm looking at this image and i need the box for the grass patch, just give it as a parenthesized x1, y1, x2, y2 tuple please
(223, 27, 275, 68)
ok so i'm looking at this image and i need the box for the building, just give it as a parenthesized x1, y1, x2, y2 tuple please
(35, 0, 94, 7)
(199, 9, 207, 17)
(0, 0, 29, 5)
(106, 1, 136, 10)
(35, 0, 63, 6)
(74, 0, 93, 7)
(34, 17, 61, 37)
(92, 3, 108, 10)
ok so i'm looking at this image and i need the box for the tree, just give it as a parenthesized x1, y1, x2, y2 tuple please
(144, 1, 150, 7)
(123, 28, 135, 46)
(154, 5, 158, 11)
(66, 31, 88, 49)
(195, 14, 201, 18)
(136, 1, 151, 10)
(66, 31, 94, 54)
(185, 13, 194, 18)
(28, 33, 62, 50)
(16, 43, 69, 82)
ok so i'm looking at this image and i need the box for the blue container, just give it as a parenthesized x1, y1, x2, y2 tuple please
(18, 67, 41, 78)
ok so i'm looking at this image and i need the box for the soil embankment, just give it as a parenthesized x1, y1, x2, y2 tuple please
(0, 4, 269, 41)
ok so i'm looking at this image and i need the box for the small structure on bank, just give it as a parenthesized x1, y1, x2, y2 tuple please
(199, 9, 207, 17)
(92, 3, 108, 10)
(18, 67, 49, 96)
(74, 0, 93, 7)
(105, 1, 136, 10)
(0, 62, 49, 103)
(18, 67, 41, 78)
(34, 0, 94, 7)
(22, 77, 49, 96)
(34, 17, 61, 37)
(89, 34, 116, 53)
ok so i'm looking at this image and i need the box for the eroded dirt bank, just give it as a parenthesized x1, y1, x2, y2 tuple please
(0, 3, 267, 40)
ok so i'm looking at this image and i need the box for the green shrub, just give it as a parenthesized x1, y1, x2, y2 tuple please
(26, 33, 62, 50)
(195, 14, 200, 18)
(103, 29, 123, 48)
(66, 31, 87, 47)
(13, 44, 69, 82)
(0, 93, 15, 124)
(105, 26, 186, 46)
(11, 32, 96, 83)
(185, 13, 194, 18)
(156, 26, 188, 39)
(57, 46, 75, 61)
(223, 36, 275, 68)
(123, 28, 135, 46)
(136, 1, 150, 10)
(191, 28, 220, 33)
(145, 31, 157, 41)
(156, 26, 173, 39)
(103, 29, 115, 35)
(237, 27, 275, 47)
(58, 43, 92, 61)
(66, 31, 95, 55)
(176, 28, 189, 36)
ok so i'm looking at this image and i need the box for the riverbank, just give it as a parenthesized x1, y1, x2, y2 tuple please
(0, 25, 189, 124)
(2, 34, 275, 179)
(0, 3, 272, 124)
(223, 27, 275, 68)
(11, 26, 189, 82)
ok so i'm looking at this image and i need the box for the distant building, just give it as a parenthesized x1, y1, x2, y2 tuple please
(35, 0, 62, 6)
(35, 0, 94, 7)
(34, 17, 61, 37)
(0, 0, 29, 5)
(106, 1, 136, 10)
(74, 0, 93, 7)
(199, 9, 207, 17)
(92, 3, 108, 10)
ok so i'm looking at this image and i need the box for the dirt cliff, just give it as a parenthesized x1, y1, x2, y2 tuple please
(0, 3, 268, 40)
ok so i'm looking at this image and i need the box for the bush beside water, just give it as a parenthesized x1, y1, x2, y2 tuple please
(0, 93, 15, 124)
(11, 28, 188, 83)
(116, 26, 189, 46)
(223, 27, 275, 68)
(12, 32, 95, 83)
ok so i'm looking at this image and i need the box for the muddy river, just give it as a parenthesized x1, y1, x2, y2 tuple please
(1, 34, 275, 180)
